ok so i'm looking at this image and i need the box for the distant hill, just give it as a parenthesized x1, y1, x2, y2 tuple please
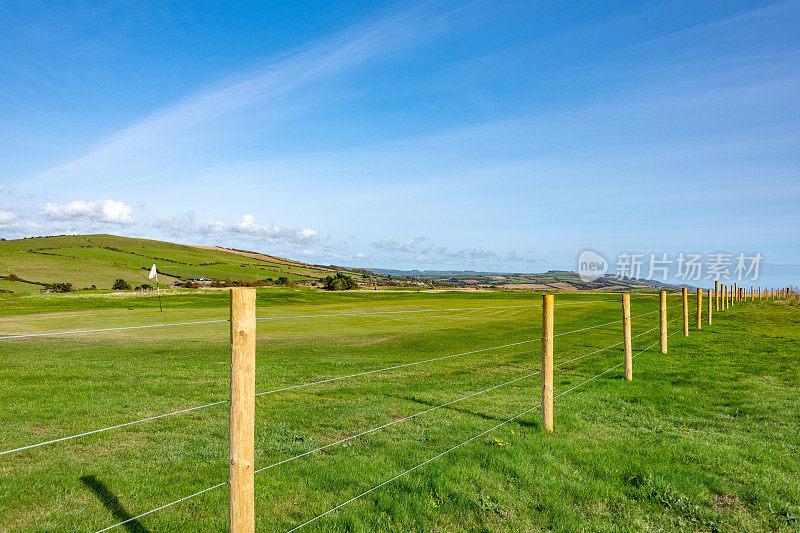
(0, 234, 693, 294)
(0, 234, 366, 293)
(369, 268, 693, 292)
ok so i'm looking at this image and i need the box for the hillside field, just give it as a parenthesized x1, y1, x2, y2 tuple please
(0, 288, 798, 531)
(0, 234, 362, 292)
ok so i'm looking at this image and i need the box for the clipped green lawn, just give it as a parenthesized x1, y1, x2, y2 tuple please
(0, 290, 797, 531)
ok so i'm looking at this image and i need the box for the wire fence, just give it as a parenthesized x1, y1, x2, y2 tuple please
(0, 304, 678, 457)
(0, 288, 748, 532)
(0, 295, 660, 341)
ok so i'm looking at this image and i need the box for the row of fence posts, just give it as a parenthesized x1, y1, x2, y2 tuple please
(539, 284, 795, 433)
(222, 284, 795, 532)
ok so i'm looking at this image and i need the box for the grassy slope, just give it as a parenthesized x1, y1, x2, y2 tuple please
(0, 290, 798, 531)
(0, 234, 356, 291)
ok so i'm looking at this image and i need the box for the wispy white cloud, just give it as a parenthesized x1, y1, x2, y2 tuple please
(625, 0, 800, 53)
(369, 236, 539, 268)
(231, 214, 319, 244)
(199, 219, 226, 234)
(24, 3, 469, 191)
(149, 212, 319, 246)
(152, 212, 197, 237)
(42, 199, 135, 225)
(0, 205, 39, 237)
(371, 236, 427, 253)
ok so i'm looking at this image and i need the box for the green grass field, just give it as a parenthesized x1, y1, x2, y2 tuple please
(1, 289, 798, 532)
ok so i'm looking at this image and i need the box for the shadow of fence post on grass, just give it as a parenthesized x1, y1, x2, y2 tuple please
(80, 475, 149, 533)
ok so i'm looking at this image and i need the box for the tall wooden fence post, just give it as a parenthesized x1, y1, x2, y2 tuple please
(660, 290, 668, 354)
(707, 288, 712, 325)
(622, 293, 632, 381)
(230, 288, 256, 533)
(715, 281, 720, 312)
(696, 288, 702, 330)
(542, 294, 554, 432)
(682, 287, 689, 336)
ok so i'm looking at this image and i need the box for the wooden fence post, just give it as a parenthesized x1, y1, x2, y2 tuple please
(542, 294, 554, 432)
(230, 288, 256, 533)
(715, 281, 720, 312)
(758, 286, 761, 300)
(696, 288, 702, 330)
(660, 290, 668, 354)
(734, 283, 738, 303)
(707, 288, 712, 325)
(622, 293, 632, 381)
(682, 287, 689, 336)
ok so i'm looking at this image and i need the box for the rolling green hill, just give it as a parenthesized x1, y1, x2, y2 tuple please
(0, 234, 363, 292)
(0, 234, 691, 294)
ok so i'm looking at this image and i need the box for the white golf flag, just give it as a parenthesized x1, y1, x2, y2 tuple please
(149, 264, 157, 279)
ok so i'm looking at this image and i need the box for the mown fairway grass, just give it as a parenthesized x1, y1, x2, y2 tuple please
(1, 289, 798, 532)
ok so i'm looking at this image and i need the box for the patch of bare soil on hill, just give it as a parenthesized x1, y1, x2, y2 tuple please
(191, 246, 335, 272)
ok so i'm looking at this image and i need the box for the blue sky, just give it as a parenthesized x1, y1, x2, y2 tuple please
(1, 0, 799, 287)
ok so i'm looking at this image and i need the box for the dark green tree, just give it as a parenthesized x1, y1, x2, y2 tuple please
(46, 282, 73, 293)
(112, 279, 132, 290)
(322, 273, 357, 291)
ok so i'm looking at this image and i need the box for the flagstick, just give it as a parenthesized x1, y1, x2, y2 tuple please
(156, 270, 163, 312)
